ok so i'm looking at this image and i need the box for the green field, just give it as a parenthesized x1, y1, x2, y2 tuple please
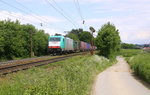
(119, 49, 142, 57)
(0, 55, 113, 95)
(121, 49, 150, 84)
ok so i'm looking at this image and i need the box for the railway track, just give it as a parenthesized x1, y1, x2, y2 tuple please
(0, 53, 83, 75)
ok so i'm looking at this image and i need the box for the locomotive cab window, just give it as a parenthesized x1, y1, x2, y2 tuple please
(50, 37, 60, 41)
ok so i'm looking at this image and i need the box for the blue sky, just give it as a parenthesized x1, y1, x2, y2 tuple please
(0, 0, 150, 44)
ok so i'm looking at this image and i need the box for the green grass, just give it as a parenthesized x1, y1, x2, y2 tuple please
(127, 53, 150, 84)
(119, 49, 142, 57)
(0, 55, 113, 95)
(120, 49, 150, 84)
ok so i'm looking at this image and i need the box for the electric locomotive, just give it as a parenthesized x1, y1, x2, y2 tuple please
(48, 35, 74, 54)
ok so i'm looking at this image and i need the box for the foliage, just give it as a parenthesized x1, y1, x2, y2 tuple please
(79, 31, 93, 43)
(33, 30, 49, 56)
(0, 55, 114, 95)
(96, 22, 121, 59)
(121, 49, 150, 83)
(120, 49, 142, 57)
(66, 29, 94, 43)
(66, 33, 79, 41)
(121, 43, 140, 49)
(0, 20, 49, 60)
(69, 28, 83, 37)
(127, 53, 150, 84)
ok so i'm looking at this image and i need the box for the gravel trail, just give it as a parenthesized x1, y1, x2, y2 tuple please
(91, 56, 150, 95)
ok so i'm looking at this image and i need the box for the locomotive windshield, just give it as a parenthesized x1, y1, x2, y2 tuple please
(50, 37, 61, 41)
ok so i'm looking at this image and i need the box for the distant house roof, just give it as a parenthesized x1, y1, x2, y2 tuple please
(143, 47, 150, 50)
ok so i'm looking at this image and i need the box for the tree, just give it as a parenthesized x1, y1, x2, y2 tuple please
(69, 28, 83, 37)
(66, 33, 79, 41)
(65, 28, 83, 40)
(0, 19, 49, 60)
(33, 30, 49, 56)
(96, 22, 121, 59)
(121, 43, 138, 49)
(79, 31, 93, 43)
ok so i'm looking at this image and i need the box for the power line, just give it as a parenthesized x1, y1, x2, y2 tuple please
(0, 11, 38, 26)
(14, 0, 66, 30)
(0, 0, 66, 30)
(45, 0, 78, 28)
(73, 0, 88, 30)
(14, 0, 53, 27)
(0, 0, 43, 23)
(0, 0, 29, 14)
(74, 0, 83, 20)
(50, 0, 79, 27)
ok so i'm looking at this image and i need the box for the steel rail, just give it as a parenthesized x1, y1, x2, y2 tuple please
(0, 53, 82, 75)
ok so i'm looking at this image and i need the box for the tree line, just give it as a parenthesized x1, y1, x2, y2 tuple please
(65, 28, 94, 44)
(67, 22, 121, 60)
(0, 19, 49, 60)
(0, 19, 121, 61)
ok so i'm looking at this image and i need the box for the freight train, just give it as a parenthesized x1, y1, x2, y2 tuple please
(48, 35, 96, 55)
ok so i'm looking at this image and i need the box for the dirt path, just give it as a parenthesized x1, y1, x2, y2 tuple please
(91, 56, 150, 95)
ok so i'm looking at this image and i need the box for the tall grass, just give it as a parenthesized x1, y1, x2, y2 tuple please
(121, 49, 150, 84)
(128, 53, 150, 84)
(119, 49, 142, 57)
(0, 55, 113, 95)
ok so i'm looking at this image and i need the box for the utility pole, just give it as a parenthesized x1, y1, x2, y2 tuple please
(29, 30, 34, 57)
(89, 26, 95, 55)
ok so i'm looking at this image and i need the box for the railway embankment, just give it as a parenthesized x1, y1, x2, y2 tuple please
(0, 54, 114, 95)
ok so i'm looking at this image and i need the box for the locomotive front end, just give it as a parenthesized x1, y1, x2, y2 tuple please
(48, 36, 63, 54)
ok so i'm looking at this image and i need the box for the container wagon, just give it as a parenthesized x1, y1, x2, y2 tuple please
(64, 37, 74, 53)
(86, 43, 91, 51)
(79, 41, 86, 51)
(74, 41, 79, 52)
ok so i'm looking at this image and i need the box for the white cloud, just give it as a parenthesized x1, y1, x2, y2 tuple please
(85, 0, 150, 44)
(0, 10, 66, 36)
(42, 27, 61, 35)
(1, 0, 150, 44)
(0, 10, 64, 24)
(86, 15, 150, 44)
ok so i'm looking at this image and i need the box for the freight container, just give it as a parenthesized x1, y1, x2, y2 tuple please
(80, 41, 86, 51)
(64, 37, 74, 52)
(74, 41, 79, 52)
(86, 43, 91, 50)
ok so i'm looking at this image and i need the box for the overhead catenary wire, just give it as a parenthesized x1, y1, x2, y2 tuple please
(14, 0, 66, 30)
(45, 0, 78, 29)
(50, 0, 80, 27)
(74, 0, 83, 21)
(0, 11, 40, 27)
(0, 0, 66, 30)
(14, 0, 45, 25)
(0, 0, 43, 24)
(73, 0, 88, 30)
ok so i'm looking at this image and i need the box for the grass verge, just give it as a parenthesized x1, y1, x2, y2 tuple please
(127, 53, 150, 84)
(121, 49, 150, 84)
(119, 49, 142, 57)
(0, 55, 113, 95)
